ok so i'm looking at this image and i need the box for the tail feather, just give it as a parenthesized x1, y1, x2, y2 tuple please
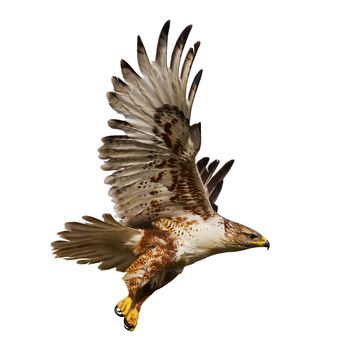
(52, 214, 141, 271)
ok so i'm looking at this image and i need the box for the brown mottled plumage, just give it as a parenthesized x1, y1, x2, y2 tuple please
(52, 21, 269, 331)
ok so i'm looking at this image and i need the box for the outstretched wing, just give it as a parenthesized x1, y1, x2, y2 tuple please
(99, 21, 214, 226)
(196, 158, 234, 212)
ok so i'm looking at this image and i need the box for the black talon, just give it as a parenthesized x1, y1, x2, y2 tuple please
(124, 319, 132, 330)
(124, 323, 133, 331)
(114, 305, 124, 317)
(124, 318, 135, 331)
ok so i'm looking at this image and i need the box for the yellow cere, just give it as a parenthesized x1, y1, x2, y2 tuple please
(250, 237, 268, 246)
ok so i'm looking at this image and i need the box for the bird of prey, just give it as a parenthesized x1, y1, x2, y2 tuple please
(52, 20, 269, 332)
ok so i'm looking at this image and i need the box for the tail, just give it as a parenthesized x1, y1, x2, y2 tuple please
(51, 214, 141, 271)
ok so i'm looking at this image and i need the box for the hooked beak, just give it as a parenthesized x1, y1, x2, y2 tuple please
(264, 240, 270, 250)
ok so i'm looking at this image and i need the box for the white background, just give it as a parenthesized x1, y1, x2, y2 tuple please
(1, 0, 349, 349)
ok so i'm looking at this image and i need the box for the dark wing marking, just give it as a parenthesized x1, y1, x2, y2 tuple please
(100, 21, 214, 226)
(196, 158, 235, 212)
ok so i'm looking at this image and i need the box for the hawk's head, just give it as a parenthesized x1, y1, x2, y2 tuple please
(223, 219, 269, 251)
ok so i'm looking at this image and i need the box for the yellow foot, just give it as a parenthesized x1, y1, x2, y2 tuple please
(124, 309, 139, 332)
(115, 296, 132, 317)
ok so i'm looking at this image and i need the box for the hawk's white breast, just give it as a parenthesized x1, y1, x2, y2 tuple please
(154, 214, 226, 265)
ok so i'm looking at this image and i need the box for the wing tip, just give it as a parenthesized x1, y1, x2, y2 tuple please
(193, 69, 203, 87)
(182, 24, 193, 38)
(194, 41, 201, 52)
(188, 69, 203, 104)
(226, 159, 235, 169)
(163, 19, 171, 29)
(196, 69, 203, 79)
(120, 59, 132, 71)
(106, 91, 116, 102)
(159, 20, 171, 39)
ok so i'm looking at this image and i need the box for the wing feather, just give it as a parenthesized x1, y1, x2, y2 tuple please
(196, 158, 235, 212)
(181, 41, 200, 90)
(155, 20, 170, 67)
(207, 160, 235, 195)
(188, 69, 203, 108)
(197, 157, 210, 176)
(202, 159, 220, 184)
(170, 25, 192, 75)
(137, 36, 152, 75)
(101, 21, 213, 226)
(209, 180, 223, 204)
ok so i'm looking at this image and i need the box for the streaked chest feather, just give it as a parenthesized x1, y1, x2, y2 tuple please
(153, 215, 226, 265)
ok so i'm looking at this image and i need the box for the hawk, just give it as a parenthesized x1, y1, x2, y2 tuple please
(52, 21, 269, 331)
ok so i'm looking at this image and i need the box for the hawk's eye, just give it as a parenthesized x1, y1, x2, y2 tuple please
(248, 234, 257, 239)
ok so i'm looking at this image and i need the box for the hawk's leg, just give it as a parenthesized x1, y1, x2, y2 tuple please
(123, 269, 180, 331)
(115, 246, 177, 331)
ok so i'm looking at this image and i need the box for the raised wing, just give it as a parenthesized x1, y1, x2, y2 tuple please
(99, 21, 214, 226)
(196, 158, 234, 212)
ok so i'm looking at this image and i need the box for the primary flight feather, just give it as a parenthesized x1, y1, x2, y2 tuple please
(52, 20, 269, 331)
